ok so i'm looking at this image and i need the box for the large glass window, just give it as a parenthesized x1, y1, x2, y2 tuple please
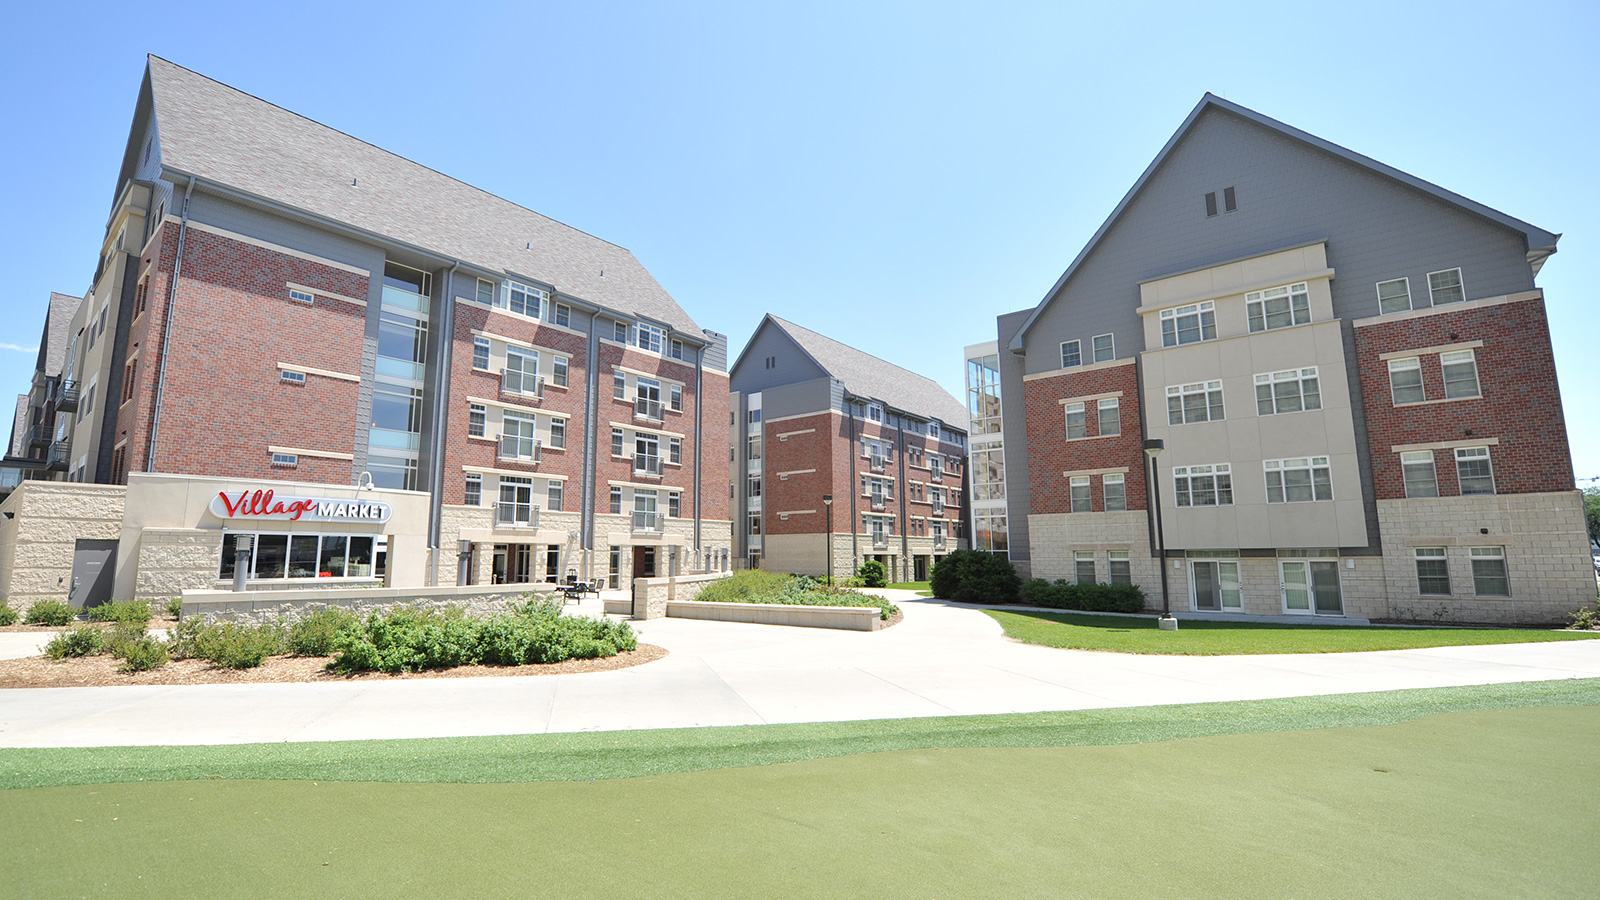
(1441, 350, 1480, 399)
(1254, 368, 1321, 415)
(967, 353, 1003, 435)
(637, 322, 664, 354)
(498, 476, 534, 525)
(377, 311, 428, 379)
(500, 411, 538, 460)
(505, 281, 545, 318)
(1388, 357, 1424, 404)
(1246, 283, 1310, 333)
(1173, 464, 1232, 507)
(1264, 457, 1333, 503)
(1415, 547, 1450, 595)
(1167, 381, 1224, 425)
(1455, 447, 1494, 495)
(368, 452, 418, 490)
(219, 533, 377, 580)
(1160, 301, 1216, 347)
(1401, 451, 1438, 498)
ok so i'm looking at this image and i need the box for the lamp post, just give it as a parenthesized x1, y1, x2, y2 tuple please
(822, 494, 834, 587)
(1144, 439, 1177, 630)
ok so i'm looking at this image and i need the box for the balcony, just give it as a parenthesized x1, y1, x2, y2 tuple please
(634, 453, 661, 477)
(933, 535, 947, 551)
(498, 436, 541, 464)
(632, 510, 663, 534)
(495, 502, 540, 528)
(871, 534, 890, 551)
(931, 502, 945, 516)
(869, 455, 885, 473)
(930, 467, 944, 483)
(870, 495, 887, 512)
(46, 443, 70, 470)
(53, 381, 79, 412)
(28, 426, 52, 450)
(635, 397, 663, 422)
(501, 369, 543, 401)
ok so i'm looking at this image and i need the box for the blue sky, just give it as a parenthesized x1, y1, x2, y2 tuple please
(3, 1, 1597, 478)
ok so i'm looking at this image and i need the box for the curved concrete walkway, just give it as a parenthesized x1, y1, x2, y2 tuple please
(2, 590, 1598, 748)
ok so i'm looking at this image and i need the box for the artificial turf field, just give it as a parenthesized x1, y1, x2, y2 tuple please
(4, 681, 1598, 899)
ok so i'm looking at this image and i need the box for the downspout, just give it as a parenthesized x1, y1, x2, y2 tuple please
(693, 345, 704, 563)
(580, 319, 599, 581)
(897, 417, 908, 582)
(426, 262, 459, 585)
(847, 396, 858, 566)
(145, 175, 195, 472)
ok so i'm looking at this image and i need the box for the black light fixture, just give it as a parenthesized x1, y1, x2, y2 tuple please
(1144, 439, 1176, 630)
(822, 494, 835, 587)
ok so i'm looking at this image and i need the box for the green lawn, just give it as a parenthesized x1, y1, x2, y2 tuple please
(987, 608, 1600, 655)
(885, 580, 930, 591)
(2, 680, 1597, 899)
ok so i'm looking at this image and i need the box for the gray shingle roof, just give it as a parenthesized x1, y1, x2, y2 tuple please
(8, 394, 27, 458)
(145, 57, 703, 336)
(42, 292, 84, 378)
(764, 316, 967, 430)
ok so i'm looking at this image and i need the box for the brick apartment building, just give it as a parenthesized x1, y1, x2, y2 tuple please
(0, 57, 730, 610)
(730, 315, 969, 582)
(971, 94, 1588, 623)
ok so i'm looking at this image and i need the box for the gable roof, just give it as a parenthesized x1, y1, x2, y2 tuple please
(1010, 93, 1560, 350)
(8, 395, 26, 458)
(746, 315, 968, 429)
(39, 292, 84, 378)
(143, 56, 703, 337)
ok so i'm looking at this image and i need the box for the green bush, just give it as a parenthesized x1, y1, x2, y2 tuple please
(929, 550, 1021, 604)
(0, 604, 17, 626)
(164, 597, 184, 620)
(195, 621, 286, 669)
(329, 601, 638, 674)
(114, 634, 169, 673)
(166, 617, 205, 660)
(1024, 579, 1146, 614)
(286, 608, 361, 656)
(25, 600, 75, 627)
(44, 625, 104, 660)
(856, 560, 887, 588)
(1570, 603, 1599, 631)
(86, 599, 153, 627)
(694, 569, 792, 604)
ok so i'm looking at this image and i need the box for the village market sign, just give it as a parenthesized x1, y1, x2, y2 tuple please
(209, 489, 393, 524)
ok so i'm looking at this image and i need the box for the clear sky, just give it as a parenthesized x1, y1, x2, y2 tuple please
(3, 1, 1596, 478)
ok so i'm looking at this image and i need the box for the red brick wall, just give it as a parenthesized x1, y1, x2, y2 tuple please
(763, 411, 842, 535)
(590, 341, 715, 521)
(1023, 361, 1146, 515)
(130, 225, 368, 483)
(1355, 296, 1573, 499)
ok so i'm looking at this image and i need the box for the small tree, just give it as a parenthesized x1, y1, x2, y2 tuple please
(929, 550, 1021, 604)
(856, 560, 887, 588)
(1584, 487, 1600, 551)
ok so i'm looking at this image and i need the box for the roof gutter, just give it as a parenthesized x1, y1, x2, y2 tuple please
(145, 174, 195, 472)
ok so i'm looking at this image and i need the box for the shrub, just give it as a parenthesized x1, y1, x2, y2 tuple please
(195, 621, 286, 669)
(25, 600, 75, 627)
(929, 550, 1021, 604)
(166, 617, 206, 660)
(86, 599, 153, 627)
(44, 625, 103, 660)
(1020, 578, 1057, 607)
(856, 560, 887, 588)
(164, 597, 184, 620)
(114, 634, 169, 673)
(694, 570, 792, 604)
(286, 608, 361, 656)
(329, 602, 638, 674)
(0, 604, 17, 626)
(104, 621, 150, 658)
(1570, 603, 1599, 631)
(1029, 580, 1147, 614)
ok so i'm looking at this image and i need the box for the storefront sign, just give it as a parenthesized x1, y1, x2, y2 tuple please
(209, 489, 393, 524)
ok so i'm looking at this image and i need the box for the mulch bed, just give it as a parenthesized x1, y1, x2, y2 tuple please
(0, 643, 668, 689)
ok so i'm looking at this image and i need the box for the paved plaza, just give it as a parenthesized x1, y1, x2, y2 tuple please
(2, 589, 1598, 748)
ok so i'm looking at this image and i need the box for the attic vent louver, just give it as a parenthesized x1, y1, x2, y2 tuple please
(1204, 192, 1218, 217)
(1224, 186, 1237, 212)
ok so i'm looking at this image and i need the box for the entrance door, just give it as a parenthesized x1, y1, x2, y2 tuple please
(914, 555, 928, 582)
(1191, 560, 1242, 611)
(633, 545, 657, 579)
(69, 539, 118, 611)
(544, 546, 560, 583)
(1281, 560, 1343, 615)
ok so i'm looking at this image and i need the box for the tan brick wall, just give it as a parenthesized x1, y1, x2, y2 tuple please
(134, 528, 224, 600)
(0, 482, 127, 610)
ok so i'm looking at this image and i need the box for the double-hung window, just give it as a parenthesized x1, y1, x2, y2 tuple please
(670, 384, 683, 412)
(1377, 278, 1412, 315)
(1455, 447, 1494, 495)
(611, 427, 625, 458)
(1108, 550, 1131, 586)
(1428, 268, 1464, 305)
(609, 486, 623, 515)
(551, 356, 568, 388)
(1264, 457, 1332, 503)
(1415, 548, 1450, 595)
(1470, 547, 1509, 596)
(1441, 350, 1480, 399)
(1064, 402, 1087, 440)
(476, 278, 496, 306)
(1097, 398, 1120, 436)
(1167, 381, 1224, 425)
(1254, 368, 1321, 415)
(1173, 464, 1232, 507)
(547, 480, 564, 512)
(499, 411, 538, 461)
(1401, 451, 1438, 498)
(1061, 340, 1081, 368)
(548, 417, 566, 450)
(504, 348, 539, 395)
(637, 322, 664, 354)
(1069, 476, 1091, 513)
(613, 370, 626, 400)
(468, 403, 486, 438)
(1102, 473, 1126, 511)
(473, 336, 491, 371)
(1160, 301, 1216, 347)
(553, 303, 571, 327)
(1246, 283, 1310, 332)
(464, 473, 482, 507)
(613, 321, 629, 343)
(1388, 357, 1424, 404)
(1092, 334, 1114, 363)
(1075, 551, 1095, 584)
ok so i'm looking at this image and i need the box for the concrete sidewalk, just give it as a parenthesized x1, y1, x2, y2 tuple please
(2, 590, 1597, 748)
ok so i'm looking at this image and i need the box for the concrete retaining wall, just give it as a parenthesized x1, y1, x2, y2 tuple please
(630, 571, 731, 619)
(181, 582, 560, 625)
(666, 599, 882, 631)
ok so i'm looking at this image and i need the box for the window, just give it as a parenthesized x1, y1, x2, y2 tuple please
(500, 411, 538, 460)
(1455, 447, 1495, 495)
(547, 480, 563, 512)
(1377, 278, 1412, 315)
(609, 486, 622, 514)
(504, 348, 539, 394)
(867, 403, 883, 423)
(1246, 283, 1310, 333)
(670, 339, 684, 360)
(1075, 551, 1096, 584)
(1401, 451, 1438, 498)
(553, 303, 571, 327)
(1103, 473, 1126, 511)
(1428, 268, 1464, 305)
(288, 288, 314, 305)
(636, 322, 664, 354)
(670, 384, 683, 412)
(277, 368, 307, 386)
(1441, 350, 1480, 399)
(1097, 398, 1120, 436)
(506, 281, 544, 318)
(1223, 186, 1237, 212)
(1064, 402, 1086, 440)
(613, 321, 629, 343)
(498, 476, 534, 525)
(611, 427, 624, 458)
(1415, 548, 1450, 595)
(1109, 550, 1131, 586)
(1070, 476, 1091, 513)
(1061, 340, 1081, 368)
(1388, 357, 1424, 404)
(1264, 457, 1333, 503)
(1160, 301, 1216, 347)
(1173, 464, 1232, 507)
(81, 377, 96, 421)
(668, 492, 681, 518)
(468, 403, 486, 437)
(1254, 368, 1321, 415)
(134, 279, 148, 317)
(552, 356, 568, 388)
(669, 437, 681, 465)
(473, 337, 490, 370)
(636, 377, 663, 420)
(271, 453, 298, 468)
(220, 533, 376, 580)
(1167, 381, 1224, 425)
(476, 278, 495, 306)
(1092, 334, 1114, 363)
(464, 473, 482, 506)
(1470, 547, 1509, 596)
(1204, 191, 1218, 217)
(613, 370, 626, 400)
(549, 417, 566, 450)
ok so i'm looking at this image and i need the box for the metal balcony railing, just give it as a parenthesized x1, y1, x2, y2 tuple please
(930, 502, 945, 516)
(634, 453, 661, 477)
(501, 369, 543, 400)
(930, 466, 944, 483)
(632, 510, 663, 533)
(871, 534, 890, 550)
(28, 426, 51, 449)
(498, 436, 541, 463)
(46, 443, 70, 470)
(869, 455, 885, 473)
(495, 502, 540, 528)
(933, 535, 947, 551)
(870, 495, 887, 511)
(54, 381, 79, 411)
(635, 397, 663, 421)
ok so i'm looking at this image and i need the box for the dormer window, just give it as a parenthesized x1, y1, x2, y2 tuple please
(636, 322, 664, 354)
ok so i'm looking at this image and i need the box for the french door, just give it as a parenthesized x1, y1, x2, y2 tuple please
(1281, 560, 1343, 615)
(1190, 560, 1242, 611)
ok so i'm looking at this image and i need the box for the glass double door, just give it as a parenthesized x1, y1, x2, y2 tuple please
(1281, 560, 1343, 615)
(1190, 561, 1241, 611)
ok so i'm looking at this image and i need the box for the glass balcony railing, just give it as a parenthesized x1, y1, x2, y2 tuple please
(634, 454, 661, 476)
(496, 501, 538, 528)
(381, 285, 430, 313)
(632, 510, 663, 533)
(498, 437, 541, 463)
(502, 369, 543, 398)
(368, 427, 420, 451)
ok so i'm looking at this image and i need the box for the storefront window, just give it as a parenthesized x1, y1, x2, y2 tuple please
(217, 533, 380, 581)
(319, 536, 348, 577)
(288, 535, 320, 578)
(253, 535, 289, 579)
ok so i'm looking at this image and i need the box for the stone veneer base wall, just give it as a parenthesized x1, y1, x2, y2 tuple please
(181, 582, 560, 625)
(0, 482, 127, 610)
(665, 600, 881, 631)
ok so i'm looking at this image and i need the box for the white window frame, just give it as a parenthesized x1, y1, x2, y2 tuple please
(1245, 282, 1311, 333)
(1103, 473, 1126, 511)
(1454, 446, 1495, 496)
(288, 289, 315, 305)
(1254, 368, 1321, 416)
(1400, 450, 1438, 498)
(1427, 268, 1465, 305)
(549, 417, 566, 450)
(1069, 475, 1091, 513)
(1166, 381, 1224, 425)
(1376, 277, 1412, 315)
(476, 278, 496, 306)
(1159, 300, 1216, 348)
(1415, 547, 1450, 596)
(1441, 349, 1481, 399)
(468, 403, 486, 438)
(464, 472, 482, 507)
(636, 322, 664, 354)
(473, 336, 492, 371)
(500, 410, 538, 460)
(1063, 402, 1087, 440)
(504, 281, 546, 319)
(1097, 398, 1120, 436)
(280, 370, 307, 385)
(1108, 550, 1131, 586)
(551, 355, 568, 388)
(1388, 357, 1424, 405)
(1173, 463, 1233, 507)
(1470, 546, 1509, 596)
(1264, 457, 1333, 503)
(553, 303, 571, 327)
(1091, 333, 1114, 363)
(270, 453, 298, 468)
(1074, 550, 1096, 584)
(1060, 340, 1081, 368)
